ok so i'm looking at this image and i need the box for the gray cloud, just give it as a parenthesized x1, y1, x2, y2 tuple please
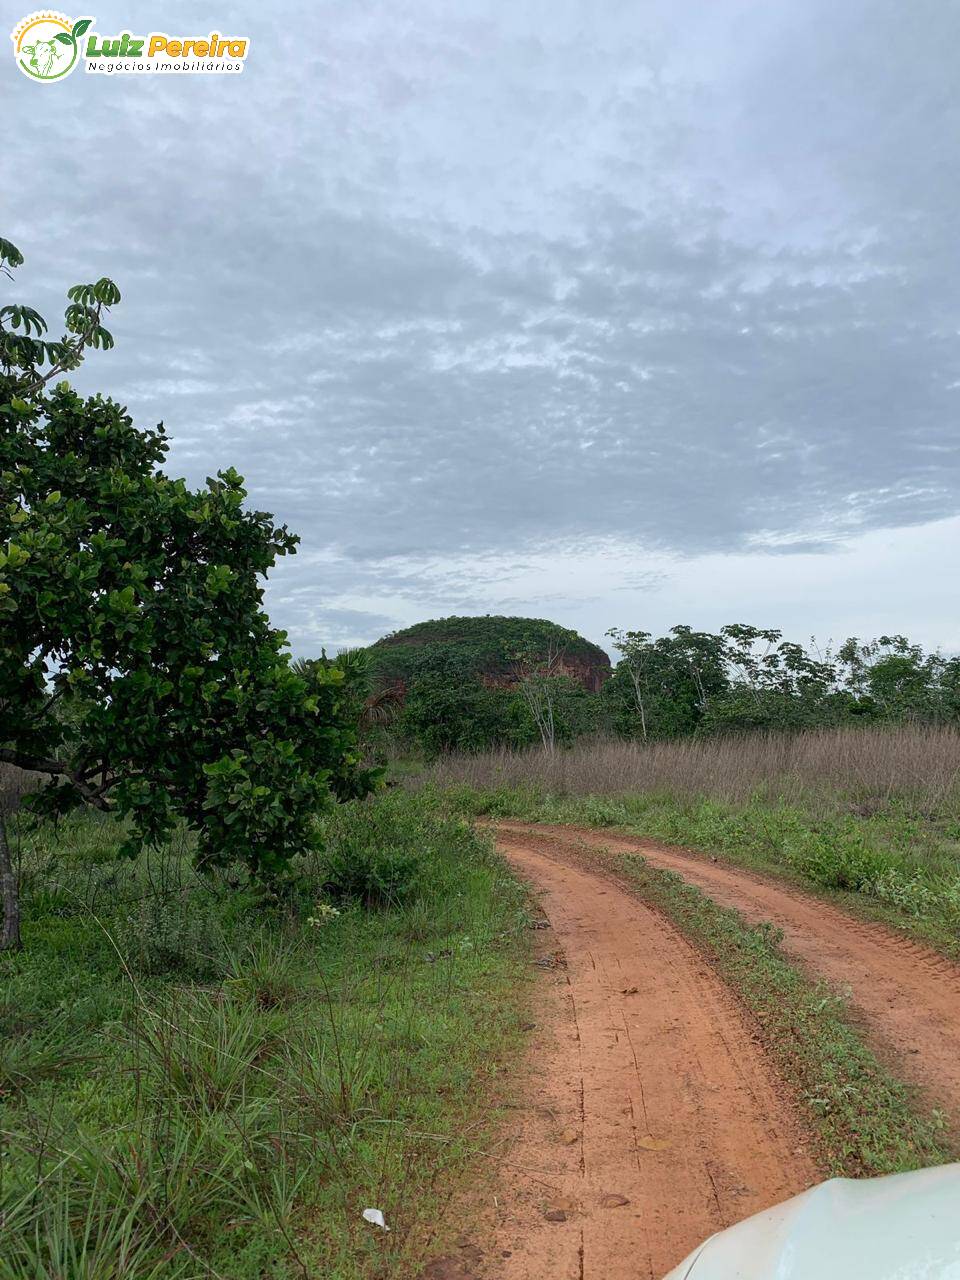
(5, 0, 959, 652)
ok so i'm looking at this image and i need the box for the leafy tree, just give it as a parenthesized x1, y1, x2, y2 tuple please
(394, 653, 523, 757)
(606, 628, 657, 739)
(608, 621, 960, 741)
(697, 624, 838, 734)
(936, 657, 960, 722)
(511, 674, 605, 747)
(509, 635, 573, 753)
(0, 236, 374, 950)
(605, 626, 730, 739)
(293, 647, 401, 737)
(836, 636, 941, 721)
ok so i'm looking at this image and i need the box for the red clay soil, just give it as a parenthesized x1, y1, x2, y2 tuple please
(454, 833, 817, 1280)
(497, 821, 960, 1129)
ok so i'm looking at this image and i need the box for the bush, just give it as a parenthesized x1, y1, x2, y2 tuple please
(791, 829, 892, 892)
(114, 889, 227, 978)
(319, 837, 420, 907)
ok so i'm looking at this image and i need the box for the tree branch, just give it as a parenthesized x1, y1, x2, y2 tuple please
(0, 747, 114, 810)
(20, 302, 105, 396)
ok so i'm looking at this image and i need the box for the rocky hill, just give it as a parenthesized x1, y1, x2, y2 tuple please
(368, 615, 611, 694)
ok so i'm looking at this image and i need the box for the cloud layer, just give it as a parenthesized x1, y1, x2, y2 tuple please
(6, 0, 959, 651)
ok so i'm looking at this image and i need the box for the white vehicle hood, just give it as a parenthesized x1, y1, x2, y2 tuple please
(664, 1164, 960, 1280)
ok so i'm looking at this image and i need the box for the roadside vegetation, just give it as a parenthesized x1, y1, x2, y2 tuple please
(0, 791, 530, 1279)
(424, 725, 960, 952)
(421, 729, 960, 1175)
(0, 236, 532, 1276)
(5, 227, 960, 1275)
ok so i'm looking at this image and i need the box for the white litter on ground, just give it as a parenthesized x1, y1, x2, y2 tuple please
(361, 1208, 390, 1231)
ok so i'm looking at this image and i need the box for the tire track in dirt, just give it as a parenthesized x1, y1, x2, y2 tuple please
(474, 834, 816, 1279)
(496, 821, 960, 1128)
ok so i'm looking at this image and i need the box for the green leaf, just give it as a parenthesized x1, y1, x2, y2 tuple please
(93, 277, 121, 305)
(72, 17, 92, 37)
(0, 237, 24, 268)
(0, 244, 375, 879)
(55, 31, 74, 44)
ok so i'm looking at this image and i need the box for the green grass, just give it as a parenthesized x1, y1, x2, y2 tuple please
(0, 792, 531, 1279)
(435, 783, 960, 953)
(613, 854, 951, 1176)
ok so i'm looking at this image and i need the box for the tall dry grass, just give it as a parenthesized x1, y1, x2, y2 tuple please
(425, 724, 960, 813)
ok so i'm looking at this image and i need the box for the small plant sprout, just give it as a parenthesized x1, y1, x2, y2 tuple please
(307, 901, 341, 927)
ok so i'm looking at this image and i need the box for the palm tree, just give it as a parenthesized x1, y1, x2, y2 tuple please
(292, 649, 401, 732)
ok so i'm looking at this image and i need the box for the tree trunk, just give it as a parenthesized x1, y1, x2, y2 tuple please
(630, 670, 648, 740)
(0, 810, 21, 952)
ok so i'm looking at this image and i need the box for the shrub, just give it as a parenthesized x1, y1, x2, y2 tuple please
(782, 824, 895, 893)
(319, 837, 420, 907)
(114, 890, 226, 978)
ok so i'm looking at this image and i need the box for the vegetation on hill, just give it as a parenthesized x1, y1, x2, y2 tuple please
(363, 615, 611, 756)
(370, 614, 611, 687)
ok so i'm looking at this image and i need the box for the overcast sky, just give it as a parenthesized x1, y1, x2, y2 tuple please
(7, 0, 959, 659)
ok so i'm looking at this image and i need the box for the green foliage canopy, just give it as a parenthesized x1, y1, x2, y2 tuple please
(606, 624, 960, 741)
(362, 616, 610, 757)
(368, 614, 611, 688)
(0, 235, 374, 887)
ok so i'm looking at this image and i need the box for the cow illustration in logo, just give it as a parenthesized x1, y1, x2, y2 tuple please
(11, 13, 92, 81)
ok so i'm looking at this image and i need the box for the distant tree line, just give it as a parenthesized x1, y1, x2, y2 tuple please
(360, 623, 960, 758)
(604, 625, 960, 741)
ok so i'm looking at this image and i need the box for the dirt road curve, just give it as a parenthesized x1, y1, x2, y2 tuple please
(482, 833, 816, 1280)
(497, 821, 960, 1126)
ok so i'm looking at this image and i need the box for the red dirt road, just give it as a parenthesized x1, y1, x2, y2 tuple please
(476, 832, 816, 1280)
(497, 821, 960, 1127)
